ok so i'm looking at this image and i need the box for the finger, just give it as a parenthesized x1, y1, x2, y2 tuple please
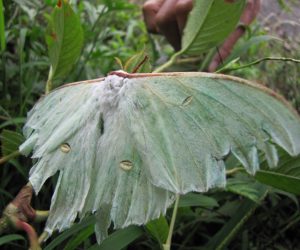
(240, 0, 261, 25)
(155, 0, 181, 50)
(143, 0, 165, 33)
(175, 0, 193, 34)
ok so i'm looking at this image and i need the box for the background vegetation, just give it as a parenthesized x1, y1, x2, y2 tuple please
(0, 0, 300, 249)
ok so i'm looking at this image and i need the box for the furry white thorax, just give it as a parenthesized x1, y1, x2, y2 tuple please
(92, 74, 128, 114)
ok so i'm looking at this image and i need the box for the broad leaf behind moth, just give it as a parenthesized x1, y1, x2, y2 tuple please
(20, 72, 300, 244)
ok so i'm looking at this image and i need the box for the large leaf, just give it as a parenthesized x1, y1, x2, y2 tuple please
(19, 72, 300, 244)
(180, 0, 246, 55)
(45, 0, 83, 82)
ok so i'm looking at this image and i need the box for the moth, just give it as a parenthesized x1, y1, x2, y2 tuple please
(20, 71, 300, 243)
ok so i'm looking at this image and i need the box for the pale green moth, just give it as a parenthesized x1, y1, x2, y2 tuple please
(20, 71, 300, 243)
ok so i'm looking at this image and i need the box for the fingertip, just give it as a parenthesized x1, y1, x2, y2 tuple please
(175, 0, 193, 34)
(142, 0, 162, 33)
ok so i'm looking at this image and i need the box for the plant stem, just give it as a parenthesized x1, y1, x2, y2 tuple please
(0, 150, 20, 165)
(217, 57, 300, 73)
(35, 210, 49, 222)
(163, 194, 180, 250)
(45, 78, 52, 94)
(176, 57, 201, 65)
(226, 167, 244, 176)
(153, 53, 179, 73)
(38, 231, 49, 244)
(199, 48, 216, 71)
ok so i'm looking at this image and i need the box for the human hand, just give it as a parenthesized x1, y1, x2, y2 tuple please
(143, 0, 260, 72)
(143, 0, 193, 51)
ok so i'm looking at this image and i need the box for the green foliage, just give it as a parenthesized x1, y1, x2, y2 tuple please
(0, 129, 24, 156)
(0, 234, 25, 246)
(88, 226, 144, 250)
(63, 224, 94, 250)
(255, 151, 300, 195)
(181, 0, 246, 55)
(0, 0, 5, 53)
(178, 193, 219, 208)
(44, 215, 95, 250)
(146, 216, 169, 247)
(225, 177, 266, 203)
(222, 35, 282, 66)
(45, 0, 84, 90)
(204, 185, 267, 250)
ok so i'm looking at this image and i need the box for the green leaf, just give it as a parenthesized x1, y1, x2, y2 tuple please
(254, 150, 300, 195)
(0, 117, 26, 130)
(0, 234, 25, 246)
(146, 216, 169, 246)
(63, 224, 94, 250)
(179, 193, 218, 208)
(226, 177, 265, 203)
(0, 129, 24, 156)
(44, 215, 95, 250)
(0, 0, 5, 52)
(255, 170, 300, 195)
(204, 184, 268, 250)
(88, 226, 144, 250)
(46, 0, 83, 83)
(181, 0, 246, 55)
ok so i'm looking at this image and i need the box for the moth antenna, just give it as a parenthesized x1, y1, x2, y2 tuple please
(131, 55, 149, 73)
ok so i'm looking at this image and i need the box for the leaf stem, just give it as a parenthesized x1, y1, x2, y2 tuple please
(163, 194, 180, 250)
(226, 167, 244, 176)
(217, 57, 300, 73)
(35, 210, 49, 222)
(153, 53, 180, 73)
(45, 66, 53, 94)
(38, 231, 49, 244)
(0, 150, 20, 165)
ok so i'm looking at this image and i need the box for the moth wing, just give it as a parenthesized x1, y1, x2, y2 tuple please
(124, 74, 300, 193)
(20, 77, 175, 243)
(20, 80, 106, 234)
